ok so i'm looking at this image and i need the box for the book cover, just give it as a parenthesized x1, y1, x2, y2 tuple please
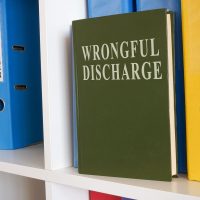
(181, 0, 200, 181)
(136, 0, 186, 174)
(87, 0, 135, 18)
(0, 0, 43, 149)
(73, 9, 177, 181)
(90, 191, 121, 200)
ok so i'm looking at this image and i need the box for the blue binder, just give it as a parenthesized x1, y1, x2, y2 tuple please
(122, 198, 133, 200)
(87, 0, 135, 18)
(0, 0, 43, 149)
(73, 0, 135, 168)
(136, 0, 186, 173)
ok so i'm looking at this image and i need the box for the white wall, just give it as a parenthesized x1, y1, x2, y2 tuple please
(0, 172, 45, 200)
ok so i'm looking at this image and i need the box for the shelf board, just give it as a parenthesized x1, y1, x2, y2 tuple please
(48, 167, 200, 200)
(0, 143, 45, 180)
(0, 145, 200, 200)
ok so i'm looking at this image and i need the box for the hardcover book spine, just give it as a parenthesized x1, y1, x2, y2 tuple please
(90, 191, 121, 200)
(181, 0, 200, 181)
(0, 0, 43, 149)
(87, 0, 135, 18)
(136, 0, 187, 174)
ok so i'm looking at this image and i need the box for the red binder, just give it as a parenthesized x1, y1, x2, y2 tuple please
(90, 191, 121, 200)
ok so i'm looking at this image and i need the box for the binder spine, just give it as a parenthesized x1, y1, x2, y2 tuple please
(87, 0, 134, 18)
(122, 0, 134, 13)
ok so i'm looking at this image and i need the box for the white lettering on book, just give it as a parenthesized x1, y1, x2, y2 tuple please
(81, 38, 163, 81)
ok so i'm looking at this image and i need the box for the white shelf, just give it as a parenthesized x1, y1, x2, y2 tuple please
(0, 143, 44, 168)
(0, 144, 199, 200)
(0, 144, 45, 181)
(48, 168, 200, 200)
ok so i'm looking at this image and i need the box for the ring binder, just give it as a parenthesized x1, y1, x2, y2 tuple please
(0, 99, 4, 111)
(0, 0, 43, 149)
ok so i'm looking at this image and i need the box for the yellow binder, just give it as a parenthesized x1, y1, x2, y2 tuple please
(182, 0, 200, 181)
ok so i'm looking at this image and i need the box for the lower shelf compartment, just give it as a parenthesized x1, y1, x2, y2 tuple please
(0, 172, 45, 200)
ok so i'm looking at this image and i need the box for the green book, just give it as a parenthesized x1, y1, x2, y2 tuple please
(72, 9, 177, 181)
